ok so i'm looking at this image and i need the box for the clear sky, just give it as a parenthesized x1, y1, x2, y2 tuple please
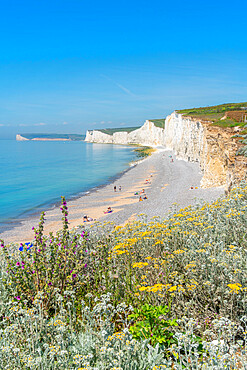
(1, 0, 247, 138)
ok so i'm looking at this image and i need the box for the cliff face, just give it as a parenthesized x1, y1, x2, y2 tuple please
(85, 113, 246, 189)
(85, 120, 164, 146)
(16, 134, 29, 141)
(164, 112, 246, 189)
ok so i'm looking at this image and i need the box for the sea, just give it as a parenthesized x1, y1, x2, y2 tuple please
(0, 140, 137, 232)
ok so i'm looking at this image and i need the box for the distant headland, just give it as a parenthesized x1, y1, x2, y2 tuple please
(16, 133, 85, 141)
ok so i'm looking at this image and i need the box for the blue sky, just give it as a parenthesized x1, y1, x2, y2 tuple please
(1, 0, 247, 138)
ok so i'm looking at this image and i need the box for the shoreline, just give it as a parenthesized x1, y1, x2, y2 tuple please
(0, 149, 225, 244)
(0, 154, 140, 235)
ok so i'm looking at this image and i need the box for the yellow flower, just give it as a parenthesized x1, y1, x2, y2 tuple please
(139, 286, 148, 291)
(132, 262, 148, 268)
(227, 283, 242, 294)
(169, 286, 177, 292)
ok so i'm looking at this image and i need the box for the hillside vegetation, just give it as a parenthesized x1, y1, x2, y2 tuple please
(149, 119, 166, 128)
(0, 183, 247, 368)
(97, 127, 140, 135)
(177, 102, 247, 128)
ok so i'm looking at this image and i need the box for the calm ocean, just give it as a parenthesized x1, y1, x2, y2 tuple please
(0, 140, 137, 230)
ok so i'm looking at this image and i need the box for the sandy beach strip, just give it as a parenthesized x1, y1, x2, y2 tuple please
(0, 149, 225, 244)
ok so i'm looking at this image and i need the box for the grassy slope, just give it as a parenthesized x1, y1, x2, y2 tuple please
(97, 127, 140, 135)
(177, 102, 247, 128)
(21, 133, 85, 141)
(149, 118, 166, 128)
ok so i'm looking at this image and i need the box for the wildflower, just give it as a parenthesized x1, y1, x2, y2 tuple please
(227, 283, 242, 294)
(169, 286, 177, 292)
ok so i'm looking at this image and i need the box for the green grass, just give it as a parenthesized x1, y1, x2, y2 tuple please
(97, 127, 141, 135)
(133, 146, 155, 158)
(149, 119, 166, 128)
(20, 133, 85, 141)
(177, 102, 247, 128)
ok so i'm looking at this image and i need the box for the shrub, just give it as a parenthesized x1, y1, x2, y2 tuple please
(1, 197, 89, 313)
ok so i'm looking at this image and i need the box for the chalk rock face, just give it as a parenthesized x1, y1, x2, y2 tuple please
(85, 112, 246, 189)
(85, 120, 164, 146)
(16, 134, 29, 141)
(85, 130, 113, 144)
(164, 112, 246, 189)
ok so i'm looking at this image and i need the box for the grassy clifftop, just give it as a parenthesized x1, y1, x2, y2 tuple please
(177, 102, 247, 128)
(149, 118, 166, 128)
(97, 126, 140, 135)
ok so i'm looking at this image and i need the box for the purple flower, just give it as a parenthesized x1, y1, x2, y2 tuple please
(15, 296, 21, 300)
(48, 282, 52, 286)
(16, 262, 20, 266)
(72, 274, 76, 279)
(84, 263, 87, 268)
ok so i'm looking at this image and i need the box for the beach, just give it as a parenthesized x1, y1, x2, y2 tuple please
(0, 149, 225, 244)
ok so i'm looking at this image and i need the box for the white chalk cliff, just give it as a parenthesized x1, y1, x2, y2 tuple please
(85, 113, 246, 189)
(16, 134, 29, 141)
(85, 120, 164, 146)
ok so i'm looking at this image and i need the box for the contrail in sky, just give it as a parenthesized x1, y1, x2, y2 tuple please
(100, 74, 136, 97)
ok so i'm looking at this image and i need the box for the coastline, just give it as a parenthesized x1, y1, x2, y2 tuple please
(0, 149, 225, 244)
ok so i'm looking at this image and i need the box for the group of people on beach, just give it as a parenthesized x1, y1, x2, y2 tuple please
(114, 185, 121, 192)
(83, 215, 95, 222)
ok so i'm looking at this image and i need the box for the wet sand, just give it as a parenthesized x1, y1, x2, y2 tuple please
(0, 149, 225, 244)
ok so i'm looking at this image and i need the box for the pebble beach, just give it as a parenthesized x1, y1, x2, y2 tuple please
(0, 149, 225, 244)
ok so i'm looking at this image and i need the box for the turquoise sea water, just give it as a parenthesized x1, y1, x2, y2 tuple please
(0, 140, 137, 230)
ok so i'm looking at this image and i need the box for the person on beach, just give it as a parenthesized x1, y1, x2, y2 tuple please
(139, 196, 143, 201)
(83, 215, 95, 222)
(114, 186, 116, 192)
(119, 186, 122, 191)
(104, 207, 113, 214)
(143, 194, 148, 200)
